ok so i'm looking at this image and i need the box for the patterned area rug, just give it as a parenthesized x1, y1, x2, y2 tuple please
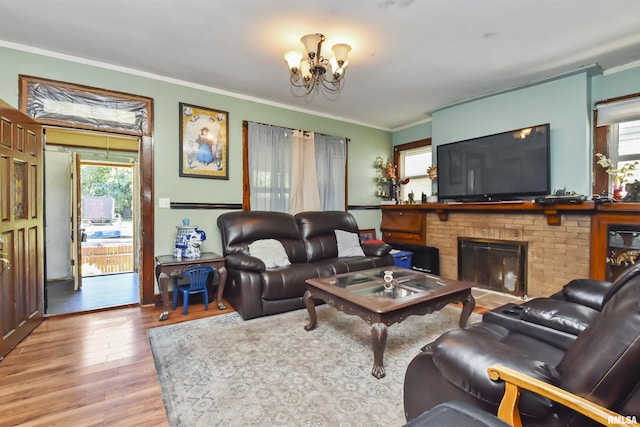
(148, 304, 480, 427)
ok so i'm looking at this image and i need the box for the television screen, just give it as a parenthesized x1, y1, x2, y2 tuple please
(437, 124, 550, 201)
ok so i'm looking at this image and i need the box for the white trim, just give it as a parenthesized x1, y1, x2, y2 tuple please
(603, 59, 640, 76)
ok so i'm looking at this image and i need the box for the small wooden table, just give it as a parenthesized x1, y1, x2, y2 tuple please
(304, 267, 475, 379)
(155, 252, 227, 321)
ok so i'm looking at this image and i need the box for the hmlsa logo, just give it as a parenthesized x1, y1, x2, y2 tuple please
(608, 415, 638, 425)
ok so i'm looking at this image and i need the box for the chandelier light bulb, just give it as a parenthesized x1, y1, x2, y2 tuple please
(285, 33, 351, 95)
(284, 51, 303, 73)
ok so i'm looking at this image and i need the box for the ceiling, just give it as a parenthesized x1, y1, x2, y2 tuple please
(2, 0, 640, 131)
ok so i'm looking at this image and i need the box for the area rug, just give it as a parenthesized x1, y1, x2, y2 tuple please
(148, 305, 480, 427)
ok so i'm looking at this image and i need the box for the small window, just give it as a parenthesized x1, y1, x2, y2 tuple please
(394, 139, 433, 202)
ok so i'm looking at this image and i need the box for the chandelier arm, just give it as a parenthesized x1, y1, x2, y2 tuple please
(319, 76, 342, 92)
(286, 33, 349, 95)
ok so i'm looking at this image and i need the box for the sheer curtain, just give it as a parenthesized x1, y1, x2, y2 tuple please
(290, 131, 321, 214)
(315, 134, 346, 210)
(247, 122, 292, 212)
(247, 122, 346, 213)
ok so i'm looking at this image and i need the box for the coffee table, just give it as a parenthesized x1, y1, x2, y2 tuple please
(303, 266, 475, 379)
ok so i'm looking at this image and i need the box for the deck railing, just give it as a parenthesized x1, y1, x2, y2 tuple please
(81, 243, 133, 275)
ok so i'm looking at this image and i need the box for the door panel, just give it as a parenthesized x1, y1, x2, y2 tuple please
(0, 99, 44, 360)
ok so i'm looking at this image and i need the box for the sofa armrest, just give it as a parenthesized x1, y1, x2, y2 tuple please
(362, 242, 392, 257)
(432, 327, 561, 417)
(561, 278, 611, 310)
(224, 253, 266, 272)
(487, 364, 627, 427)
(519, 298, 598, 336)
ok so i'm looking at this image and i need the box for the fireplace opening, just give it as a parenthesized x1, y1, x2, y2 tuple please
(458, 237, 527, 296)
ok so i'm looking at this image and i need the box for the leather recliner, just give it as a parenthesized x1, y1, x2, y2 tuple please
(403, 270, 640, 427)
(482, 261, 640, 349)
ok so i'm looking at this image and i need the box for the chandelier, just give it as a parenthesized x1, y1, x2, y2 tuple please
(284, 33, 352, 94)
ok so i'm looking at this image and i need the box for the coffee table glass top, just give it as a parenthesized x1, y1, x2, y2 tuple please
(327, 267, 445, 300)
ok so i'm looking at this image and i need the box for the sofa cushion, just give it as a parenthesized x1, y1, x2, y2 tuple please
(261, 263, 324, 300)
(217, 211, 308, 263)
(248, 239, 291, 268)
(295, 211, 361, 262)
(431, 322, 564, 416)
(556, 278, 640, 411)
(335, 230, 366, 257)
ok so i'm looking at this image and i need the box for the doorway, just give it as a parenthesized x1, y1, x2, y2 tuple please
(44, 142, 141, 315)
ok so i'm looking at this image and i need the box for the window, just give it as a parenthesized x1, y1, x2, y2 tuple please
(243, 121, 347, 213)
(594, 94, 640, 197)
(394, 138, 433, 202)
(612, 120, 640, 181)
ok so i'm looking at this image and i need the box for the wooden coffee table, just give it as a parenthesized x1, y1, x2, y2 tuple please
(303, 266, 475, 379)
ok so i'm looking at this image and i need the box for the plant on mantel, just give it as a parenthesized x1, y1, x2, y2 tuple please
(595, 153, 639, 200)
(374, 156, 409, 202)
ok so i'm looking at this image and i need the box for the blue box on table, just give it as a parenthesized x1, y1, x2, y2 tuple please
(391, 250, 412, 269)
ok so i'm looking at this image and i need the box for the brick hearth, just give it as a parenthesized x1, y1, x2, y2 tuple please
(425, 211, 591, 298)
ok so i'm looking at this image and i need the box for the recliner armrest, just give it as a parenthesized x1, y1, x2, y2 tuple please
(561, 278, 611, 310)
(487, 364, 627, 427)
(431, 326, 561, 417)
(520, 298, 598, 336)
(224, 253, 266, 272)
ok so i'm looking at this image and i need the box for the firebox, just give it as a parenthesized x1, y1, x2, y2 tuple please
(457, 237, 527, 296)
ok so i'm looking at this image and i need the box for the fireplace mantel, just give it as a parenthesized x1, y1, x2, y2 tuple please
(381, 201, 596, 226)
(380, 202, 640, 297)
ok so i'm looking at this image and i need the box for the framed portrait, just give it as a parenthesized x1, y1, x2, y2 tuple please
(179, 102, 229, 179)
(358, 229, 377, 243)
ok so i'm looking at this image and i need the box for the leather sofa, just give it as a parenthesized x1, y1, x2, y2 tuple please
(483, 261, 640, 350)
(217, 210, 394, 320)
(403, 268, 640, 427)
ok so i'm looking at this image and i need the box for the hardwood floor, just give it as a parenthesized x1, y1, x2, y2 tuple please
(0, 300, 234, 426)
(0, 288, 506, 426)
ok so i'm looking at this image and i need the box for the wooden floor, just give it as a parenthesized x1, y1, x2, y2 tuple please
(0, 289, 506, 426)
(0, 300, 235, 427)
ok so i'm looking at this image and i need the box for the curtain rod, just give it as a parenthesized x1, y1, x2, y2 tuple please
(243, 120, 349, 141)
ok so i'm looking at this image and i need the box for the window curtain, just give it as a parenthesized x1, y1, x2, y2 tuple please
(247, 122, 346, 213)
(290, 131, 321, 214)
(248, 122, 292, 212)
(315, 134, 346, 210)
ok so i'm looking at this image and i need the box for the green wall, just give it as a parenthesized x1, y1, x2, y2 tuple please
(0, 46, 391, 256)
(3, 44, 638, 257)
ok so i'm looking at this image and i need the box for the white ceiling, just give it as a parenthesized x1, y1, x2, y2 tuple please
(2, 0, 640, 131)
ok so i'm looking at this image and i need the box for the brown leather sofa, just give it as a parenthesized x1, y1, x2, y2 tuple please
(217, 210, 394, 320)
(403, 268, 640, 427)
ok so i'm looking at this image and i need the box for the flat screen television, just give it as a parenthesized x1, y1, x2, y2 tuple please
(437, 124, 550, 202)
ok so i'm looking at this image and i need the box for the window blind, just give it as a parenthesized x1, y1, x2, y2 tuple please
(596, 96, 640, 125)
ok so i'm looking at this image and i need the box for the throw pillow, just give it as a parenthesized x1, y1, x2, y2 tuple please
(248, 239, 291, 268)
(335, 230, 366, 257)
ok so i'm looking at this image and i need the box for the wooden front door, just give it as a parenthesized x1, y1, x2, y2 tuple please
(0, 99, 44, 360)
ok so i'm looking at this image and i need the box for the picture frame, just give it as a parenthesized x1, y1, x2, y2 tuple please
(358, 229, 377, 243)
(179, 102, 229, 179)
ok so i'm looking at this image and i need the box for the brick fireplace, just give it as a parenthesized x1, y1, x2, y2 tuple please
(424, 211, 591, 298)
(458, 237, 527, 296)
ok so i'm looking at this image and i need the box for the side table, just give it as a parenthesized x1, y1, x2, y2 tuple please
(155, 252, 227, 321)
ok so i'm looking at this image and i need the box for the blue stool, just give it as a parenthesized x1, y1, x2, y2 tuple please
(172, 266, 214, 315)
